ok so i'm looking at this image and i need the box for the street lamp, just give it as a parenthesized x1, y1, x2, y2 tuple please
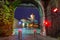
(52, 8, 58, 13)
(44, 20, 51, 27)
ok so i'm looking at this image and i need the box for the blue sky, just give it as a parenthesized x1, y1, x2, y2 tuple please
(14, 7, 40, 22)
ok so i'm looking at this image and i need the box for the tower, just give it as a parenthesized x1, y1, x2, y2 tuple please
(30, 13, 35, 22)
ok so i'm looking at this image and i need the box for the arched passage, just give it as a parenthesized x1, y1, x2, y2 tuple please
(14, 0, 46, 36)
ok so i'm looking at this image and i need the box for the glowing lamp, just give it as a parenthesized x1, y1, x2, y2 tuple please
(53, 8, 58, 13)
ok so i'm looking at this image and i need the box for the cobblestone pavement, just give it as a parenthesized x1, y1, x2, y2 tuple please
(0, 34, 57, 40)
(0, 28, 57, 40)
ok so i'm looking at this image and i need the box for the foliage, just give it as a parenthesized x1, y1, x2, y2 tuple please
(5, 0, 21, 9)
(0, 0, 14, 36)
(12, 0, 21, 9)
(0, 0, 21, 36)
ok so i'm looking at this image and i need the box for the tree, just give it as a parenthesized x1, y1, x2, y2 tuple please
(0, 0, 14, 36)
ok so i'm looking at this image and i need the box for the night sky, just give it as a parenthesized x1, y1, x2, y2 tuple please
(14, 7, 40, 22)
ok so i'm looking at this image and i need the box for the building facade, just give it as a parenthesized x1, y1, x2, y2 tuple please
(46, 0, 60, 37)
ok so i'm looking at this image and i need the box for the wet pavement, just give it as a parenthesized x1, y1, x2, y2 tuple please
(0, 28, 57, 40)
(0, 34, 57, 40)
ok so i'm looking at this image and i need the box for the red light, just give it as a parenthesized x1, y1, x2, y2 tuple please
(53, 8, 58, 12)
(44, 20, 51, 27)
(44, 21, 48, 26)
(34, 29, 36, 32)
(18, 29, 22, 32)
(45, 22, 48, 25)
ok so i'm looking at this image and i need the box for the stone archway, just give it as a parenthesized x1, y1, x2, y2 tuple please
(35, 0, 46, 36)
(14, 0, 46, 36)
(0, 0, 46, 36)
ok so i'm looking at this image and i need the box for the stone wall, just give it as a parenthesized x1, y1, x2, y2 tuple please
(46, 0, 60, 37)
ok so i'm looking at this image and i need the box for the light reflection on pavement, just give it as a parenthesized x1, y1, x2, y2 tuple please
(13, 28, 41, 35)
(0, 28, 57, 40)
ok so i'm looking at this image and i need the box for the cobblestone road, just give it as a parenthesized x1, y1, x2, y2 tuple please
(0, 34, 57, 40)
